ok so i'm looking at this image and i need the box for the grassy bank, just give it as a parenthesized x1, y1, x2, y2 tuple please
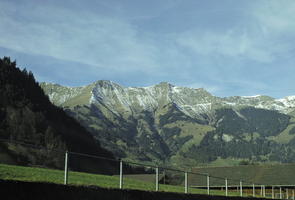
(0, 163, 243, 196)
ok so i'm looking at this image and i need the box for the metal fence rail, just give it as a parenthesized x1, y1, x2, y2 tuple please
(0, 138, 295, 199)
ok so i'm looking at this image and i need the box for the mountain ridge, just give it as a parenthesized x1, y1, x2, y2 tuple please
(40, 80, 295, 167)
(41, 80, 295, 115)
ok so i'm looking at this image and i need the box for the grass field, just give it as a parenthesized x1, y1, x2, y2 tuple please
(191, 163, 295, 186)
(0, 163, 245, 197)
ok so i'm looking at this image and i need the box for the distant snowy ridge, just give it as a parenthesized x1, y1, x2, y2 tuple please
(39, 81, 295, 166)
(241, 95, 262, 98)
(41, 81, 295, 117)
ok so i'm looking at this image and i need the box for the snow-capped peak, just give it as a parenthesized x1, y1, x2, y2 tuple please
(241, 95, 262, 98)
(42, 81, 295, 116)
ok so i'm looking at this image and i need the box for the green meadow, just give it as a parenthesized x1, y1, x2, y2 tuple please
(0, 163, 245, 197)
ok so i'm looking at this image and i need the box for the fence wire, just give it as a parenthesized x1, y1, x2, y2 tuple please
(0, 138, 295, 199)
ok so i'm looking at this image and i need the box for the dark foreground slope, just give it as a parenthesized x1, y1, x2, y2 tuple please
(0, 179, 271, 200)
(0, 57, 115, 173)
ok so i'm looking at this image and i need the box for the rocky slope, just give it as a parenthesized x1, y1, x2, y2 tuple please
(41, 81, 295, 167)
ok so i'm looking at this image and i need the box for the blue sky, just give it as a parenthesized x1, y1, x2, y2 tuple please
(0, 0, 295, 97)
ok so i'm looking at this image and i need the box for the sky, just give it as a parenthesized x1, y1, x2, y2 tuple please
(0, 0, 295, 98)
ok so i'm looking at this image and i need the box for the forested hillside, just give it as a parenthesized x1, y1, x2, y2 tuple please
(0, 57, 115, 173)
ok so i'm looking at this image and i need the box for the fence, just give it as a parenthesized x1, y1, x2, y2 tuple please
(0, 138, 295, 199)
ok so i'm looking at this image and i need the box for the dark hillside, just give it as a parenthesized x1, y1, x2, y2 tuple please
(182, 107, 294, 163)
(0, 57, 115, 173)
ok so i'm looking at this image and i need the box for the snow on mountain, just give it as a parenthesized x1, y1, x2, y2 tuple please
(276, 96, 295, 107)
(41, 81, 295, 117)
(241, 95, 262, 98)
(39, 81, 295, 166)
(40, 82, 87, 105)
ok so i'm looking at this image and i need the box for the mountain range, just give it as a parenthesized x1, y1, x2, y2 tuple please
(40, 81, 295, 167)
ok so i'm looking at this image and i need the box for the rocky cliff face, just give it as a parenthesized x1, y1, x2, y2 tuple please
(41, 81, 295, 167)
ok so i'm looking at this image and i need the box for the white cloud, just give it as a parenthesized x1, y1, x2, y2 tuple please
(253, 0, 295, 34)
(1, 0, 295, 98)
(175, 0, 295, 64)
(176, 29, 274, 63)
(0, 1, 160, 73)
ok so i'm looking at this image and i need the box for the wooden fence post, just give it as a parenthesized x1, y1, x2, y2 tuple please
(263, 185, 266, 197)
(225, 178, 228, 196)
(119, 160, 123, 189)
(207, 175, 210, 195)
(185, 172, 188, 194)
(64, 151, 69, 185)
(280, 187, 282, 199)
(240, 180, 243, 197)
(156, 167, 159, 191)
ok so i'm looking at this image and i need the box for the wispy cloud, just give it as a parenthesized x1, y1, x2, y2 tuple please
(174, 0, 295, 65)
(253, 0, 295, 34)
(0, 0, 295, 97)
(176, 29, 274, 63)
(0, 1, 160, 73)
